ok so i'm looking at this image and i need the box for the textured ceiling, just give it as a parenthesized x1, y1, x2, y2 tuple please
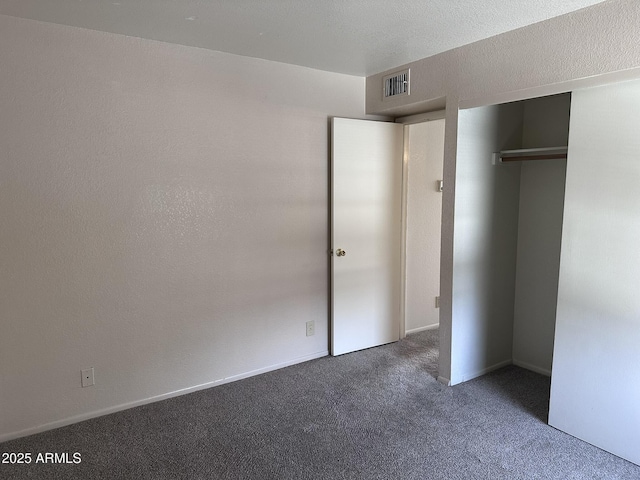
(0, 0, 607, 76)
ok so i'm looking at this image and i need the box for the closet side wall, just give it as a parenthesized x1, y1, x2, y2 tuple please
(512, 95, 570, 375)
(452, 103, 522, 384)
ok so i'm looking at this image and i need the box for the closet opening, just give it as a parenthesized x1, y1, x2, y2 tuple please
(452, 92, 571, 383)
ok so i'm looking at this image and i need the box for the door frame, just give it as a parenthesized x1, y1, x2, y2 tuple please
(396, 110, 446, 339)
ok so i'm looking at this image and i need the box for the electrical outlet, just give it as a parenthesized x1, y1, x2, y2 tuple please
(435, 296, 440, 308)
(81, 367, 95, 388)
(306, 321, 315, 337)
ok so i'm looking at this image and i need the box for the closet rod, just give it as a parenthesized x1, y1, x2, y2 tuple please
(500, 153, 567, 162)
(494, 146, 568, 164)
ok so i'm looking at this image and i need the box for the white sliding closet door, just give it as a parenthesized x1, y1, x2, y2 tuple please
(549, 78, 640, 466)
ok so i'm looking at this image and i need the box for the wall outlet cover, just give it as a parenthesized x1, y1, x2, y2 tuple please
(81, 367, 95, 387)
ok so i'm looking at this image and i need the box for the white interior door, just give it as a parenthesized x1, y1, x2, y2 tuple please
(331, 117, 403, 356)
(549, 78, 640, 466)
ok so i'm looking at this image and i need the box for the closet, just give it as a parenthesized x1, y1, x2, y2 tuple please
(501, 93, 570, 377)
(452, 93, 570, 383)
(453, 79, 640, 467)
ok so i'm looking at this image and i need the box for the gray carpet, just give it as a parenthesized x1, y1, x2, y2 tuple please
(2, 329, 639, 479)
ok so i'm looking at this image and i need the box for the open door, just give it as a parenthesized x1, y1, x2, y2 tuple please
(331, 118, 403, 356)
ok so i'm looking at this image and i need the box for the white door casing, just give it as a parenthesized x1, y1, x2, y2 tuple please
(331, 118, 404, 356)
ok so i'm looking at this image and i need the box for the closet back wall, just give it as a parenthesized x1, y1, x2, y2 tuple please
(512, 94, 570, 375)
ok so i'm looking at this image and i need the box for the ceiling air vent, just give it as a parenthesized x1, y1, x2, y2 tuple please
(383, 69, 410, 100)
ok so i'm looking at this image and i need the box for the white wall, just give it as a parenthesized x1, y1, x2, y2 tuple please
(453, 103, 523, 383)
(404, 120, 444, 334)
(366, 0, 640, 385)
(512, 95, 570, 375)
(0, 15, 370, 441)
(549, 78, 640, 466)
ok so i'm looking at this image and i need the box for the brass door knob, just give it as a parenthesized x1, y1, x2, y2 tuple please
(336, 249, 346, 257)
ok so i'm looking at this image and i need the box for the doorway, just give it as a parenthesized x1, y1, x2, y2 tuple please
(402, 118, 445, 338)
(330, 114, 445, 360)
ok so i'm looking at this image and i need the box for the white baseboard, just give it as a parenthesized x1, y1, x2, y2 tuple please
(451, 358, 552, 386)
(405, 323, 439, 335)
(459, 359, 512, 383)
(0, 350, 329, 444)
(513, 359, 551, 377)
(437, 376, 451, 386)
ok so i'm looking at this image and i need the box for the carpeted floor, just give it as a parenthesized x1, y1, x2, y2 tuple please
(1, 329, 639, 479)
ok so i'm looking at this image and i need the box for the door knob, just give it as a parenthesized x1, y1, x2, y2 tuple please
(336, 248, 346, 257)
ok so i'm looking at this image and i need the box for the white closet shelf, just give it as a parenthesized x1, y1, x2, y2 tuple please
(493, 146, 568, 163)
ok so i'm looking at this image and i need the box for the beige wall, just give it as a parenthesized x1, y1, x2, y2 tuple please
(367, 1, 640, 115)
(366, 0, 640, 384)
(0, 15, 370, 441)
